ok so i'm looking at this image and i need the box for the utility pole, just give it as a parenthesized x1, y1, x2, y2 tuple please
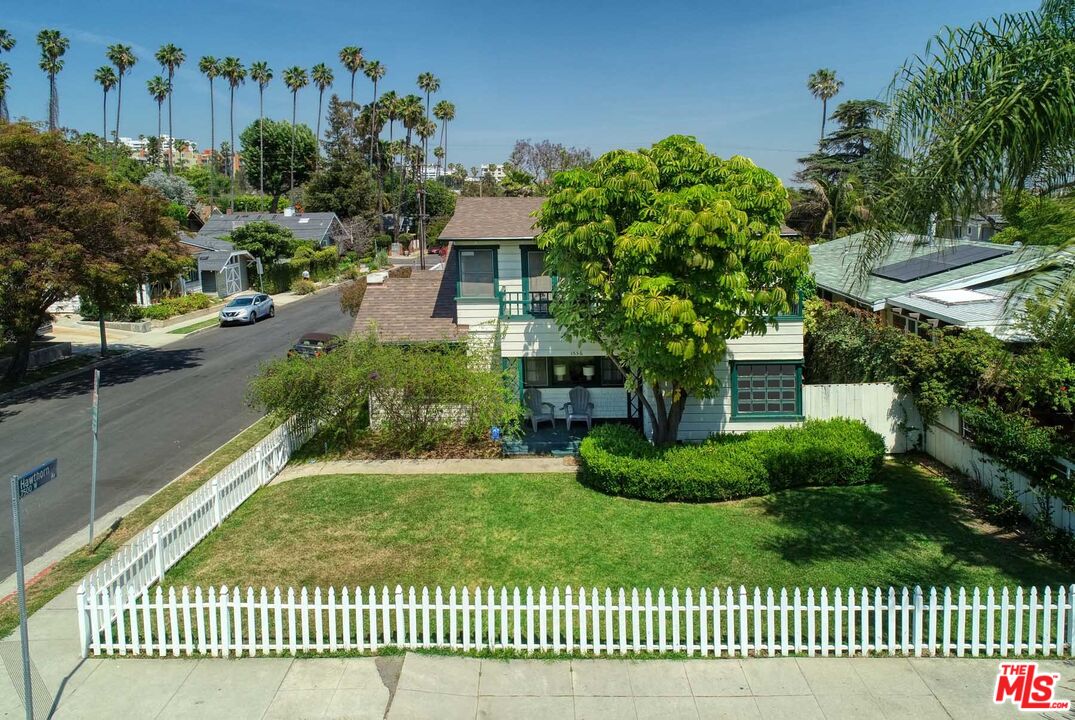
(88, 369, 100, 547)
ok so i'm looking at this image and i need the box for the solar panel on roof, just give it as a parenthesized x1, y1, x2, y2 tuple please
(871, 244, 1012, 283)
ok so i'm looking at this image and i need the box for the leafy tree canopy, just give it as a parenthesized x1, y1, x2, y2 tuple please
(0, 122, 186, 381)
(993, 190, 1075, 246)
(537, 135, 810, 443)
(509, 138, 593, 184)
(239, 118, 317, 211)
(303, 96, 378, 219)
(141, 169, 197, 207)
(180, 164, 230, 202)
(225, 221, 308, 261)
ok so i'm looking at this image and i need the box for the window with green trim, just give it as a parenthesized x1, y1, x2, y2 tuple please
(733, 363, 801, 416)
(457, 248, 496, 297)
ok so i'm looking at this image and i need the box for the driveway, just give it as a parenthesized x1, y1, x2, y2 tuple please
(0, 287, 353, 576)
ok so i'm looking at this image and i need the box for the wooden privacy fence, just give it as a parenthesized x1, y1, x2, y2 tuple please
(79, 584, 1075, 659)
(77, 417, 313, 637)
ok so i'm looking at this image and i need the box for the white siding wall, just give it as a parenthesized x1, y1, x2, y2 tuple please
(501, 318, 606, 357)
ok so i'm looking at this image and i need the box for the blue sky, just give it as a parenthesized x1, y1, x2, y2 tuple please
(3, 0, 1035, 184)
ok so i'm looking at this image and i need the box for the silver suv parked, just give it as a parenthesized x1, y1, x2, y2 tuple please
(218, 294, 274, 326)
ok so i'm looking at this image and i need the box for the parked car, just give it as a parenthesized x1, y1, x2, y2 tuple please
(218, 294, 274, 326)
(288, 332, 343, 359)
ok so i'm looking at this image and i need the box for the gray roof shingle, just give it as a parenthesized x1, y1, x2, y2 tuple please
(196, 212, 342, 246)
(439, 197, 545, 241)
(809, 232, 1053, 308)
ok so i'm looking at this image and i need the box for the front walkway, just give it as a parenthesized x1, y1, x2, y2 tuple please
(273, 457, 576, 484)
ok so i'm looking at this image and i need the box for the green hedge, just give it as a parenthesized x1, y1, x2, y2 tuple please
(139, 293, 216, 320)
(578, 419, 886, 502)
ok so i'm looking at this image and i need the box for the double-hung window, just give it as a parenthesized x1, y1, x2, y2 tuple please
(457, 248, 496, 297)
(732, 363, 802, 418)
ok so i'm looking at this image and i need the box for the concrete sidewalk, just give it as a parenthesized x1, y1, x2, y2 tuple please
(3, 584, 1071, 720)
(274, 457, 577, 483)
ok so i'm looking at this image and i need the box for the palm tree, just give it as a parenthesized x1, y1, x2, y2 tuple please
(807, 68, 843, 140)
(311, 62, 334, 165)
(338, 46, 364, 106)
(106, 44, 137, 144)
(155, 44, 185, 173)
(380, 90, 399, 145)
(37, 30, 69, 131)
(415, 117, 437, 268)
(219, 57, 246, 209)
(93, 66, 117, 142)
(0, 29, 15, 123)
(433, 100, 455, 177)
(393, 94, 424, 243)
(249, 61, 273, 196)
(363, 60, 386, 164)
(147, 75, 168, 160)
(0, 63, 11, 122)
(198, 56, 221, 207)
(283, 66, 309, 195)
(416, 72, 440, 165)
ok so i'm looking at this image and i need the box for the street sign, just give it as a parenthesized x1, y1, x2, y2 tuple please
(14, 459, 57, 499)
(11, 458, 57, 720)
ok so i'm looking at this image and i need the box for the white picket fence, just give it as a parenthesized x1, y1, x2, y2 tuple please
(78, 583, 1075, 659)
(78, 417, 313, 641)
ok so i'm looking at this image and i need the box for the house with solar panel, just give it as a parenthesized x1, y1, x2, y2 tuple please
(810, 233, 1061, 340)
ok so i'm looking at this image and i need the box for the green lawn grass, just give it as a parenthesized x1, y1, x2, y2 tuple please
(165, 461, 1074, 592)
(168, 317, 220, 334)
(0, 353, 100, 393)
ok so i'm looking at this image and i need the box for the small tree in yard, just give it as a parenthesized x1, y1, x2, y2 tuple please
(226, 221, 307, 262)
(538, 135, 810, 444)
(0, 122, 187, 381)
(239, 119, 316, 212)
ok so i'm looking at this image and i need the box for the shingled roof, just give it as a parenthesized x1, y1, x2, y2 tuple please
(195, 212, 345, 247)
(352, 250, 467, 342)
(439, 197, 545, 241)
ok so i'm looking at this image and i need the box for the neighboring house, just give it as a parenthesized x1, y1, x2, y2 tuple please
(179, 236, 256, 298)
(354, 197, 807, 442)
(810, 232, 1058, 340)
(195, 210, 350, 252)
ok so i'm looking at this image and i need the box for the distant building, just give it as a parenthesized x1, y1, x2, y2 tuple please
(478, 163, 506, 182)
(119, 135, 199, 168)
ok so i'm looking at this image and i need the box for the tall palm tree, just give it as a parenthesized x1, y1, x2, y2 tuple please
(0, 29, 15, 123)
(338, 46, 364, 106)
(198, 56, 221, 207)
(93, 66, 117, 143)
(147, 75, 168, 160)
(283, 66, 309, 195)
(393, 94, 424, 243)
(416, 72, 440, 166)
(380, 90, 399, 145)
(433, 100, 455, 178)
(808, 68, 843, 140)
(219, 57, 246, 209)
(0, 63, 11, 122)
(106, 44, 137, 143)
(415, 117, 437, 268)
(37, 30, 69, 131)
(363, 60, 385, 164)
(155, 44, 185, 174)
(311, 62, 334, 165)
(249, 61, 273, 196)
(433, 146, 445, 175)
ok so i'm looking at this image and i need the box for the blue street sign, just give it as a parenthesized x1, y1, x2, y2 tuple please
(15, 459, 57, 499)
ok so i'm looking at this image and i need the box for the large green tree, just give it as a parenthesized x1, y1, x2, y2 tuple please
(225, 221, 305, 261)
(0, 123, 186, 380)
(303, 96, 377, 218)
(239, 118, 316, 211)
(537, 135, 810, 444)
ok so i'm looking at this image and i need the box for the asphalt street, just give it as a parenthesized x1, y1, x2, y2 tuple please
(0, 287, 354, 576)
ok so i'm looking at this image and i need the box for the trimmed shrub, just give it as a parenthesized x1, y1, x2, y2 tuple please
(292, 279, 316, 295)
(139, 293, 216, 320)
(578, 419, 885, 502)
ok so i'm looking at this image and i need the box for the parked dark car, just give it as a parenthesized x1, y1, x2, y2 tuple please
(288, 332, 343, 359)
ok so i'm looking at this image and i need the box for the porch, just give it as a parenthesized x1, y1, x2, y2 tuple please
(502, 418, 635, 456)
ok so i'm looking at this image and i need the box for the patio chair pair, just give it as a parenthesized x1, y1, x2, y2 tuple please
(524, 387, 594, 432)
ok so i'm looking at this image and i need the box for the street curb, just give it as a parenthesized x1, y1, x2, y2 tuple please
(0, 347, 148, 405)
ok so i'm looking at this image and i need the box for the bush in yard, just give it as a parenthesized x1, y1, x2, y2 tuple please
(339, 277, 367, 317)
(292, 279, 316, 295)
(578, 419, 885, 502)
(138, 293, 216, 320)
(248, 333, 524, 454)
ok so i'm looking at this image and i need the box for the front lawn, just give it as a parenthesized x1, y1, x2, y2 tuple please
(164, 461, 1073, 592)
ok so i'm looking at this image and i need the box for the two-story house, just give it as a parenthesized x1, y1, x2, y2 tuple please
(354, 197, 806, 443)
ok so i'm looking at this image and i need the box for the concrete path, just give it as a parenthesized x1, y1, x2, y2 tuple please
(274, 457, 577, 483)
(3, 586, 1072, 720)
